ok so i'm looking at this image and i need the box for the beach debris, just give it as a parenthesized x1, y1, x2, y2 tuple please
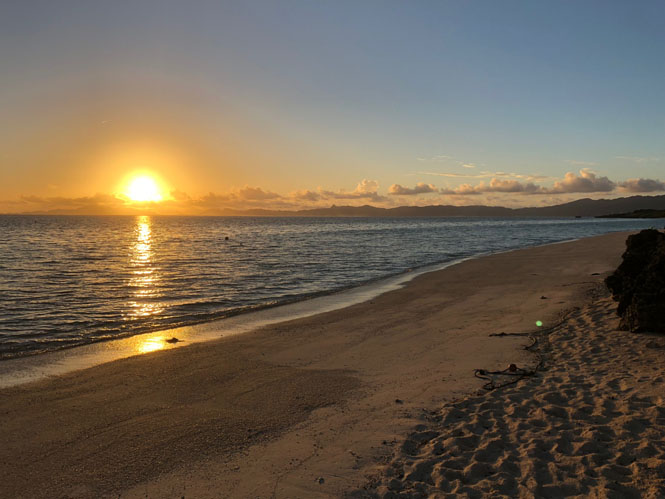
(474, 364, 536, 390)
(489, 331, 529, 337)
(395, 399, 404, 404)
(165, 337, 181, 344)
(540, 295, 547, 299)
(489, 331, 539, 350)
(316, 477, 325, 484)
(477, 314, 578, 391)
(606, 229, 665, 332)
(225, 236, 229, 240)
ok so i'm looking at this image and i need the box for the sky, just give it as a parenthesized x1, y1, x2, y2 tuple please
(1, 0, 664, 214)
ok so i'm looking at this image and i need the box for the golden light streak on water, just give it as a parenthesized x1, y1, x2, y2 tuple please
(136, 335, 167, 354)
(128, 216, 164, 319)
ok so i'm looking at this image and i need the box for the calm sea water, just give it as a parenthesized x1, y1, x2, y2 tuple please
(0, 215, 660, 359)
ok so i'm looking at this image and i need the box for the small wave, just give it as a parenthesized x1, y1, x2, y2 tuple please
(0, 216, 657, 359)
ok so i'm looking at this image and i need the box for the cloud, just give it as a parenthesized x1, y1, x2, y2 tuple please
(566, 159, 598, 166)
(3, 179, 391, 214)
(289, 189, 321, 202)
(420, 171, 486, 179)
(547, 169, 615, 193)
(420, 171, 552, 182)
(618, 178, 665, 193)
(16, 193, 126, 214)
(457, 170, 661, 196)
(6, 170, 665, 215)
(184, 186, 283, 210)
(416, 155, 478, 170)
(438, 170, 616, 196)
(169, 189, 191, 201)
(235, 186, 281, 200)
(482, 178, 543, 193)
(439, 178, 543, 195)
(445, 184, 482, 195)
(389, 182, 438, 195)
(416, 154, 451, 162)
(355, 179, 379, 194)
(616, 156, 660, 163)
(193, 192, 233, 206)
(319, 179, 386, 202)
(504, 172, 553, 181)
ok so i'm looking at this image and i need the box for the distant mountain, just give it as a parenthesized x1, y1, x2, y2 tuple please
(215, 195, 665, 218)
(13, 194, 665, 218)
(513, 195, 665, 218)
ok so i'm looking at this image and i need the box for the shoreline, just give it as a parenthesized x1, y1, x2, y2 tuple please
(0, 231, 600, 389)
(0, 231, 636, 497)
(0, 256, 468, 388)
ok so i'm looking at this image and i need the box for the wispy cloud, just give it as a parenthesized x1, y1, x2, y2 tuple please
(416, 154, 451, 162)
(565, 159, 598, 166)
(615, 156, 661, 163)
(419, 171, 487, 179)
(415, 154, 478, 169)
(420, 171, 553, 182)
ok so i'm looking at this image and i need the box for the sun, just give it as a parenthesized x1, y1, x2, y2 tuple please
(125, 175, 163, 202)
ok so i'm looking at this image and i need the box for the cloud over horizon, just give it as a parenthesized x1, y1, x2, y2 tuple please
(317, 179, 386, 203)
(547, 169, 615, 193)
(389, 182, 438, 195)
(4, 170, 665, 215)
(618, 178, 665, 193)
(429, 170, 629, 196)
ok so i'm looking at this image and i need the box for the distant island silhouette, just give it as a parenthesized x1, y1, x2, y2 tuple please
(200, 194, 665, 218)
(13, 194, 665, 218)
(597, 208, 665, 219)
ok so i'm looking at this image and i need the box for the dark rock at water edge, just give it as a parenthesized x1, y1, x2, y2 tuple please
(606, 229, 665, 332)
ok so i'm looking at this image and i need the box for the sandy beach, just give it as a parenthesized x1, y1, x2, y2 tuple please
(2, 230, 663, 498)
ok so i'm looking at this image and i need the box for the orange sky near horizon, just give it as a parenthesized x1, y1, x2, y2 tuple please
(2, 2, 665, 215)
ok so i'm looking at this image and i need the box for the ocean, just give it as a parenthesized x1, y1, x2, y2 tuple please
(0, 215, 660, 359)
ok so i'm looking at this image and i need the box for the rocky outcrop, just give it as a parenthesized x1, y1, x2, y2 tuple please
(606, 229, 665, 332)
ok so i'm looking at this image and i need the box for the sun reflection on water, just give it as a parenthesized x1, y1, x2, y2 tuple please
(128, 216, 163, 319)
(136, 335, 167, 354)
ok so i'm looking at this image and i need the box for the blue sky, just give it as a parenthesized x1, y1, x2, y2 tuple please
(1, 0, 664, 213)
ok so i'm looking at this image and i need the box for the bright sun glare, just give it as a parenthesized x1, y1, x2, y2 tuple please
(126, 176, 163, 202)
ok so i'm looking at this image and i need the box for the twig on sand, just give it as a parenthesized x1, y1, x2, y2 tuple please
(476, 309, 577, 391)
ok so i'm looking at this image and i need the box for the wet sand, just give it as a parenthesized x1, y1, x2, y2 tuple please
(0, 231, 650, 498)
